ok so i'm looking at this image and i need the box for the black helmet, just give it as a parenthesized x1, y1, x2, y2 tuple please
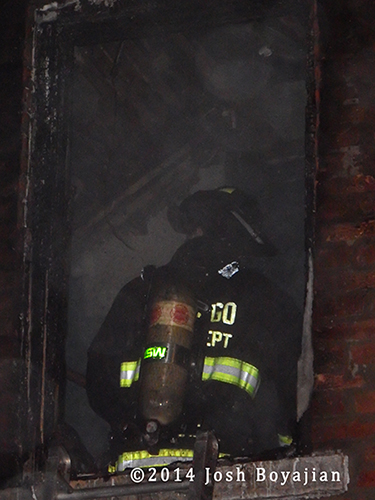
(168, 187, 277, 257)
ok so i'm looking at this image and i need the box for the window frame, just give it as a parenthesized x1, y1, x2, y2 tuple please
(19, 0, 318, 471)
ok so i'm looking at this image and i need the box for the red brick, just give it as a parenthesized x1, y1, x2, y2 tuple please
(320, 220, 375, 244)
(318, 152, 347, 176)
(316, 151, 352, 177)
(333, 127, 361, 149)
(345, 54, 375, 86)
(312, 418, 375, 443)
(314, 289, 371, 320)
(314, 336, 347, 351)
(361, 135, 375, 166)
(357, 470, 375, 488)
(348, 174, 375, 193)
(316, 270, 375, 294)
(341, 105, 367, 125)
(316, 194, 375, 222)
(351, 342, 375, 365)
(363, 443, 375, 463)
(356, 391, 375, 414)
(315, 243, 354, 269)
(315, 373, 365, 390)
(313, 338, 348, 373)
(320, 175, 375, 197)
(348, 319, 375, 340)
(329, 84, 358, 104)
(351, 195, 375, 220)
(311, 390, 345, 416)
(355, 243, 375, 268)
(314, 319, 375, 341)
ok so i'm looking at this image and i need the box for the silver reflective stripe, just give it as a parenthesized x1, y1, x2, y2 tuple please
(114, 449, 194, 472)
(202, 356, 260, 397)
(120, 359, 141, 388)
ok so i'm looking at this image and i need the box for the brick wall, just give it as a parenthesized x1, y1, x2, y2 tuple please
(312, 1, 375, 499)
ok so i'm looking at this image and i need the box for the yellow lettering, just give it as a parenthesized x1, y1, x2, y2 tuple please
(210, 302, 237, 325)
(211, 331, 222, 346)
(207, 331, 233, 348)
(206, 331, 212, 347)
(222, 302, 237, 325)
(222, 333, 233, 348)
(210, 303, 224, 322)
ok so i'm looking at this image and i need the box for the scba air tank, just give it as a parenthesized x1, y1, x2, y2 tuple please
(138, 281, 197, 427)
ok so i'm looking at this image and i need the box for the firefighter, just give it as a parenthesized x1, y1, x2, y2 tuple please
(86, 187, 303, 471)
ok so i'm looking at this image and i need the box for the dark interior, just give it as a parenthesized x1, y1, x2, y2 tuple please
(65, 5, 310, 458)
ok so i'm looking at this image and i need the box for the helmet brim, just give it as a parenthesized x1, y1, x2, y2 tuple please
(167, 188, 278, 257)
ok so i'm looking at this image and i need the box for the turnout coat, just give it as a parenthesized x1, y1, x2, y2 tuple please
(86, 236, 302, 459)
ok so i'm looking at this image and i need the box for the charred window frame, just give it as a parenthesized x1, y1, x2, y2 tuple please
(20, 0, 318, 473)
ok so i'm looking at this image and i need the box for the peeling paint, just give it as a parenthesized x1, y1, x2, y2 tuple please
(39, 1, 59, 11)
(88, 0, 118, 7)
(344, 97, 359, 105)
(340, 145, 362, 177)
(40, 0, 79, 11)
(38, 10, 58, 22)
(259, 46, 273, 57)
(36, 0, 81, 23)
(40, 270, 49, 445)
(31, 485, 39, 500)
(23, 24, 38, 232)
(348, 349, 359, 378)
(43, 56, 51, 104)
(297, 249, 314, 420)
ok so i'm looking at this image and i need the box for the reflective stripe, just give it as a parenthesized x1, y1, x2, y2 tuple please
(278, 434, 293, 447)
(219, 187, 236, 194)
(110, 448, 229, 472)
(120, 360, 141, 388)
(120, 356, 260, 397)
(202, 356, 260, 397)
(112, 448, 195, 472)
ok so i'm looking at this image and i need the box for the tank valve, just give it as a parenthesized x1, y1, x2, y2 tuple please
(143, 420, 160, 447)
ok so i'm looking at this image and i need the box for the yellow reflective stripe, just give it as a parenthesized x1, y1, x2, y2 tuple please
(114, 448, 194, 471)
(219, 187, 236, 194)
(111, 449, 229, 472)
(120, 359, 141, 387)
(202, 356, 259, 397)
(203, 371, 256, 395)
(204, 356, 252, 370)
(278, 434, 293, 446)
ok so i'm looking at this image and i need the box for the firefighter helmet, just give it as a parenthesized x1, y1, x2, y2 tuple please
(168, 187, 277, 256)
